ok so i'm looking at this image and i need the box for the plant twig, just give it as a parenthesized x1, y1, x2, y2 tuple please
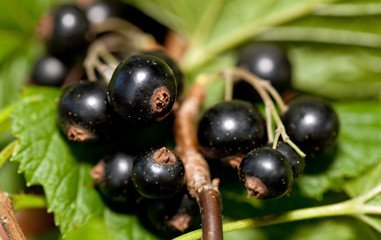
(0, 189, 26, 240)
(174, 78, 223, 240)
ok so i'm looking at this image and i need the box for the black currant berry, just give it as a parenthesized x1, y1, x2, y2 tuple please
(197, 100, 266, 160)
(143, 50, 184, 97)
(91, 152, 138, 203)
(31, 55, 69, 86)
(131, 147, 185, 198)
(57, 81, 117, 142)
(282, 95, 339, 156)
(108, 54, 177, 124)
(233, 43, 291, 102)
(85, 0, 121, 24)
(266, 142, 305, 178)
(137, 190, 199, 238)
(239, 147, 293, 200)
(40, 4, 91, 57)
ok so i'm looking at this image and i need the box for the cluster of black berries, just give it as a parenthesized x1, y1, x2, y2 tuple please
(197, 44, 339, 200)
(30, 1, 197, 238)
(29, 0, 340, 237)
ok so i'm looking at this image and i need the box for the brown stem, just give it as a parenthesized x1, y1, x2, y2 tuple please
(174, 82, 223, 240)
(0, 189, 26, 240)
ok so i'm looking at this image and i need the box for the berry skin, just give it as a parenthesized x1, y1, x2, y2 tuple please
(57, 81, 116, 142)
(44, 4, 91, 57)
(143, 50, 184, 97)
(108, 54, 177, 124)
(137, 190, 199, 238)
(131, 147, 185, 199)
(266, 142, 305, 178)
(85, 0, 121, 24)
(32, 55, 69, 86)
(282, 95, 339, 156)
(239, 147, 293, 200)
(197, 100, 266, 160)
(233, 43, 291, 102)
(91, 152, 138, 203)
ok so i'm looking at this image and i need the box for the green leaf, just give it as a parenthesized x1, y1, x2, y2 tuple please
(297, 101, 381, 199)
(104, 209, 158, 240)
(124, 0, 341, 72)
(10, 88, 104, 236)
(288, 45, 381, 99)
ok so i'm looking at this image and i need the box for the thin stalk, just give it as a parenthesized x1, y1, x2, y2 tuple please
(226, 68, 305, 158)
(261, 81, 288, 114)
(0, 141, 16, 169)
(224, 71, 233, 101)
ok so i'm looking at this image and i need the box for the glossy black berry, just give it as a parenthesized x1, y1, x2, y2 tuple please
(92, 152, 138, 203)
(143, 50, 184, 97)
(31, 55, 69, 86)
(131, 147, 185, 198)
(57, 81, 116, 142)
(266, 142, 305, 178)
(137, 190, 199, 238)
(45, 4, 91, 57)
(197, 100, 266, 160)
(108, 54, 177, 124)
(282, 95, 339, 156)
(239, 147, 293, 199)
(233, 43, 291, 102)
(85, 0, 121, 24)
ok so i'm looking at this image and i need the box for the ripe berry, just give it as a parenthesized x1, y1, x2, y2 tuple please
(282, 95, 339, 156)
(85, 0, 121, 24)
(57, 81, 116, 142)
(239, 147, 293, 199)
(233, 43, 291, 102)
(131, 147, 185, 198)
(40, 4, 91, 57)
(143, 50, 184, 97)
(197, 100, 266, 160)
(137, 190, 199, 238)
(31, 55, 69, 86)
(91, 152, 138, 203)
(108, 54, 177, 124)
(266, 142, 305, 178)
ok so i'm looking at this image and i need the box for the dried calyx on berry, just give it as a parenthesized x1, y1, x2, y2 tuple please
(108, 54, 177, 124)
(131, 147, 185, 199)
(239, 147, 293, 200)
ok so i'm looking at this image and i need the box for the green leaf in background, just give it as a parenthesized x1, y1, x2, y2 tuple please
(0, 0, 57, 148)
(125, 0, 340, 72)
